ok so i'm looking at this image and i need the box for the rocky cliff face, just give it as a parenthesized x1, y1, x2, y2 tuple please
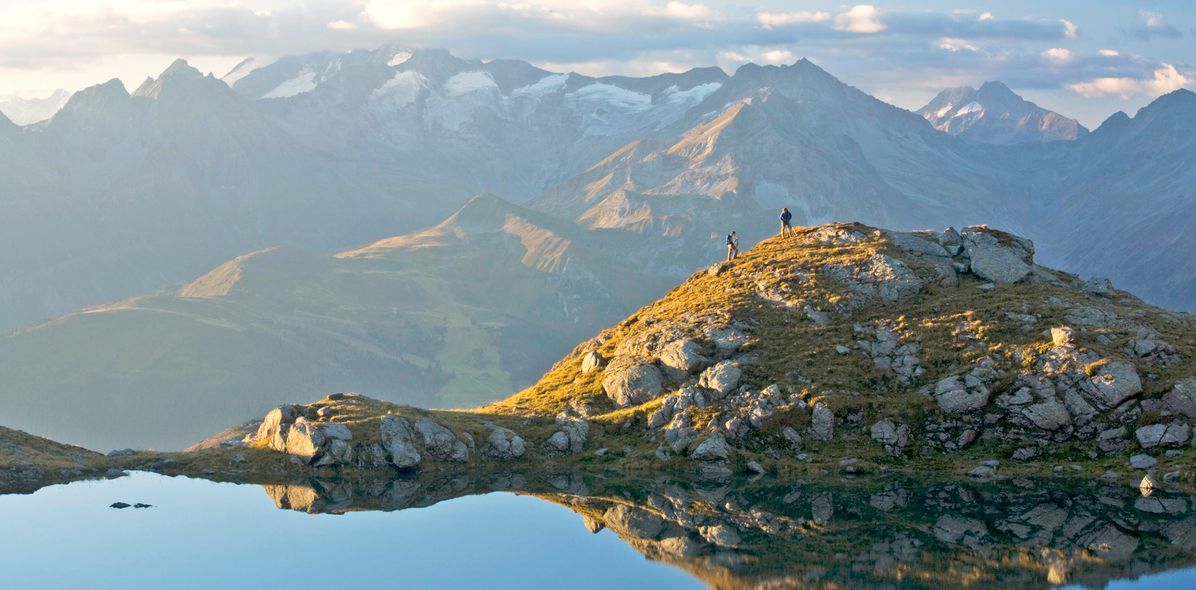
(202, 223, 1192, 485)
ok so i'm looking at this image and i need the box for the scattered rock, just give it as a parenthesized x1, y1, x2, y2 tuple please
(106, 449, 136, 458)
(581, 351, 605, 374)
(692, 434, 730, 462)
(380, 415, 421, 470)
(809, 402, 835, 441)
(1162, 379, 1196, 419)
(602, 360, 664, 407)
(486, 426, 526, 459)
(961, 226, 1034, 284)
(658, 339, 710, 376)
(699, 361, 741, 396)
(1136, 422, 1191, 449)
(1129, 454, 1157, 469)
(1083, 277, 1114, 297)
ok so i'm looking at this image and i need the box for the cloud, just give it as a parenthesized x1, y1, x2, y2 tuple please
(1070, 63, 1193, 98)
(664, 2, 711, 20)
(1042, 47, 1073, 64)
(1099, 49, 1119, 57)
(834, 5, 886, 34)
(1129, 10, 1183, 40)
(1061, 19, 1078, 40)
(327, 20, 358, 31)
(939, 38, 979, 53)
(756, 11, 829, 29)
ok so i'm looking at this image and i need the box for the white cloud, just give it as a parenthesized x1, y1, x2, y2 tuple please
(1060, 19, 1078, 40)
(834, 5, 885, 34)
(939, 38, 979, 53)
(327, 20, 358, 31)
(978, 12, 993, 22)
(756, 11, 830, 28)
(664, 2, 711, 20)
(1042, 47, 1073, 64)
(759, 49, 794, 64)
(1099, 49, 1119, 57)
(1070, 63, 1193, 98)
(1141, 10, 1165, 29)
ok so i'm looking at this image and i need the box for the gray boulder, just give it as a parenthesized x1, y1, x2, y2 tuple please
(699, 361, 741, 396)
(934, 376, 990, 414)
(414, 418, 469, 462)
(602, 360, 664, 407)
(284, 419, 326, 462)
(486, 426, 526, 459)
(581, 351, 605, 374)
(1021, 397, 1072, 431)
(1089, 361, 1142, 408)
(1163, 379, 1196, 419)
(938, 227, 963, 256)
(809, 402, 835, 441)
(658, 339, 709, 376)
(1083, 277, 1114, 297)
(869, 419, 910, 456)
(961, 226, 1033, 284)
(380, 415, 421, 469)
(691, 434, 730, 462)
(1129, 454, 1157, 469)
(1136, 422, 1192, 448)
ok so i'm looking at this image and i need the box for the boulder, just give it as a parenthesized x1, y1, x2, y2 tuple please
(884, 230, 950, 257)
(414, 418, 469, 462)
(705, 326, 746, 351)
(581, 351, 605, 374)
(486, 426, 526, 459)
(547, 431, 571, 453)
(1129, 454, 1157, 469)
(1136, 422, 1192, 448)
(1089, 361, 1142, 408)
(1083, 277, 1114, 297)
(284, 419, 326, 462)
(961, 226, 1033, 284)
(809, 402, 835, 441)
(321, 423, 353, 441)
(1162, 379, 1196, 419)
(1021, 397, 1071, 431)
(257, 404, 306, 451)
(934, 376, 990, 414)
(938, 227, 963, 256)
(658, 339, 709, 376)
(699, 523, 742, 548)
(691, 434, 730, 462)
(699, 361, 741, 396)
(602, 360, 664, 407)
(869, 419, 909, 456)
(380, 415, 421, 470)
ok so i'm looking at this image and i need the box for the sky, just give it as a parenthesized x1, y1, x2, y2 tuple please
(0, 1, 1193, 127)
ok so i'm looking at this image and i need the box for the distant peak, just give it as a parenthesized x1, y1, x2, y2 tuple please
(160, 58, 203, 79)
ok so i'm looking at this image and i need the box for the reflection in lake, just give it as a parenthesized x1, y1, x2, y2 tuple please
(261, 473, 1196, 589)
(2, 471, 1195, 589)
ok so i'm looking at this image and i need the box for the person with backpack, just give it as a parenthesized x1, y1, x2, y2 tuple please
(779, 207, 793, 237)
(726, 231, 739, 261)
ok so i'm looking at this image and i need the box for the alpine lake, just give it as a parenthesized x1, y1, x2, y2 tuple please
(2, 469, 1195, 589)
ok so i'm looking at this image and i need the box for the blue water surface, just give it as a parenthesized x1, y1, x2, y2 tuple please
(0, 472, 703, 589)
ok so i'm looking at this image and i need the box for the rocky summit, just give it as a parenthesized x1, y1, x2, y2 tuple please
(140, 222, 1193, 486)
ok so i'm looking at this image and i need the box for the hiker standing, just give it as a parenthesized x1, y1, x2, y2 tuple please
(726, 231, 739, 261)
(779, 207, 793, 237)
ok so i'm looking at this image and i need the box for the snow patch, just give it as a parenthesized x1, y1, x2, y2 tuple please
(371, 70, 427, 107)
(262, 71, 318, 99)
(221, 57, 265, 86)
(934, 104, 955, 119)
(569, 83, 652, 113)
(953, 101, 984, 116)
(388, 51, 413, 67)
(444, 71, 499, 97)
(513, 74, 569, 97)
(663, 82, 722, 105)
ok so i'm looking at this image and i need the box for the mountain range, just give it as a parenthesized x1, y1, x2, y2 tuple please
(1, 46, 1193, 449)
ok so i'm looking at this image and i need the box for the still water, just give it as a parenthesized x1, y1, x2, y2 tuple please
(1, 471, 1194, 589)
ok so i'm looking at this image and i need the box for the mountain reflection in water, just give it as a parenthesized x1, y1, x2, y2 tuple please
(260, 473, 1196, 589)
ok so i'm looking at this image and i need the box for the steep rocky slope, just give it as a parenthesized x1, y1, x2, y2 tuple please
(173, 223, 1194, 484)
